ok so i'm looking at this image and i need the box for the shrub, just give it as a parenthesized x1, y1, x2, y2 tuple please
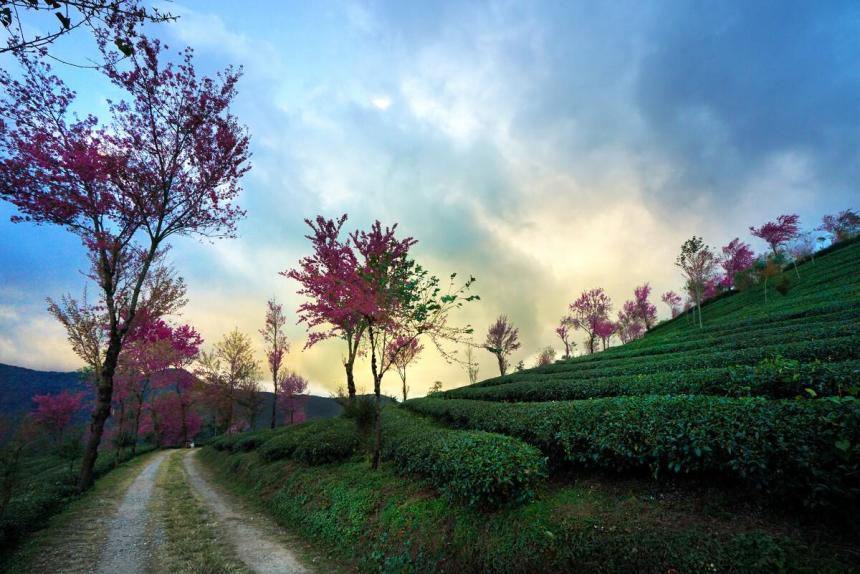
(292, 418, 360, 465)
(405, 397, 860, 510)
(258, 418, 359, 465)
(231, 428, 282, 453)
(380, 407, 546, 508)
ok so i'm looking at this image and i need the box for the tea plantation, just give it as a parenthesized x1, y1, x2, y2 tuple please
(203, 238, 859, 573)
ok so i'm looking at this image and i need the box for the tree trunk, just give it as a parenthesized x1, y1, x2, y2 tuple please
(270, 375, 278, 429)
(78, 333, 122, 492)
(369, 324, 383, 470)
(695, 287, 703, 329)
(131, 398, 143, 457)
(344, 355, 357, 400)
(496, 353, 506, 376)
(793, 261, 799, 278)
(402, 373, 408, 403)
(114, 400, 125, 468)
(180, 398, 188, 447)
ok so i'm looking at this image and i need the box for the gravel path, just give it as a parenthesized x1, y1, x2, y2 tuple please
(182, 449, 311, 574)
(96, 450, 168, 574)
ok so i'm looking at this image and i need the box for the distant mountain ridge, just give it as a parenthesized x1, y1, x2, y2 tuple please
(0, 362, 343, 423)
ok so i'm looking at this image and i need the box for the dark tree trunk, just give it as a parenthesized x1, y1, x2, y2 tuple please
(78, 333, 122, 492)
(496, 353, 506, 376)
(131, 397, 144, 457)
(270, 375, 278, 429)
(369, 324, 383, 470)
(114, 400, 126, 468)
(402, 373, 407, 403)
(344, 355, 357, 400)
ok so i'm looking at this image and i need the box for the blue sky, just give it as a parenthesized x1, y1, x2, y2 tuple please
(1, 1, 857, 396)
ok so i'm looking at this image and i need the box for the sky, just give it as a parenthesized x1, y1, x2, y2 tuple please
(0, 1, 858, 398)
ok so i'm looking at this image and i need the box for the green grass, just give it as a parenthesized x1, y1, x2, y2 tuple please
(149, 451, 250, 574)
(199, 448, 857, 573)
(0, 451, 159, 573)
(0, 443, 155, 555)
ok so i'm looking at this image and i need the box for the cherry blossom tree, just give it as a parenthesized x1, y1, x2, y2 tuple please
(0, 38, 250, 490)
(277, 372, 309, 425)
(661, 291, 683, 318)
(594, 319, 616, 351)
(284, 215, 365, 401)
(569, 288, 612, 354)
(819, 209, 860, 244)
(347, 220, 478, 469)
(387, 335, 423, 402)
(675, 237, 716, 328)
(631, 283, 657, 330)
(260, 299, 290, 429)
(535, 347, 556, 367)
(555, 318, 576, 359)
(616, 302, 645, 344)
(719, 238, 755, 289)
(750, 214, 800, 255)
(484, 315, 521, 376)
(32, 390, 85, 444)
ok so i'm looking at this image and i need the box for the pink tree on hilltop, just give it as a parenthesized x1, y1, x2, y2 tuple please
(661, 291, 683, 318)
(344, 219, 478, 469)
(283, 215, 365, 401)
(594, 319, 617, 351)
(631, 283, 657, 330)
(0, 37, 250, 490)
(555, 318, 576, 359)
(260, 298, 290, 428)
(388, 335, 423, 402)
(484, 315, 521, 376)
(32, 391, 85, 444)
(616, 301, 645, 344)
(719, 238, 755, 289)
(569, 288, 612, 354)
(278, 372, 309, 426)
(820, 209, 860, 244)
(750, 214, 800, 255)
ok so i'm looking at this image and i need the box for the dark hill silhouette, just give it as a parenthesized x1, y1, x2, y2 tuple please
(0, 362, 344, 422)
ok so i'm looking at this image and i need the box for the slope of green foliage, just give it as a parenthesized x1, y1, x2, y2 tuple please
(380, 408, 546, 508)
(0, 446, 155, 552)
(199, 448, 857, 573)
(201, 240, 860, 571)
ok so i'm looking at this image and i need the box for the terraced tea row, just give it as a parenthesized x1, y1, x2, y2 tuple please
(404, 396, 860, 509)
(443, 359, 860, 402)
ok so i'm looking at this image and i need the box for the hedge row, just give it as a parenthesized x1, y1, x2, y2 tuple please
(404, 397, 860, 509)
(536, 314, 858, 370)
(380, 407, 546, 508)
(257, 418, 360, 465)
(475, 334, 860, 387)
(443, 359, 860, 402)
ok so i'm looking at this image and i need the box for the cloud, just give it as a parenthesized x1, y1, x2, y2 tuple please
(1, 0, 856, 397)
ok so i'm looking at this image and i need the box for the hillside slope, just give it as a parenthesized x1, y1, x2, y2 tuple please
(0, 363, 343, 423)
(202, 239, 859, 573)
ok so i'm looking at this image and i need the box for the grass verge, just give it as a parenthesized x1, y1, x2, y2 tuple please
(149, 450, 250, 574)
(0, 450, 159, 574)
(199, 447, 858, 573)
